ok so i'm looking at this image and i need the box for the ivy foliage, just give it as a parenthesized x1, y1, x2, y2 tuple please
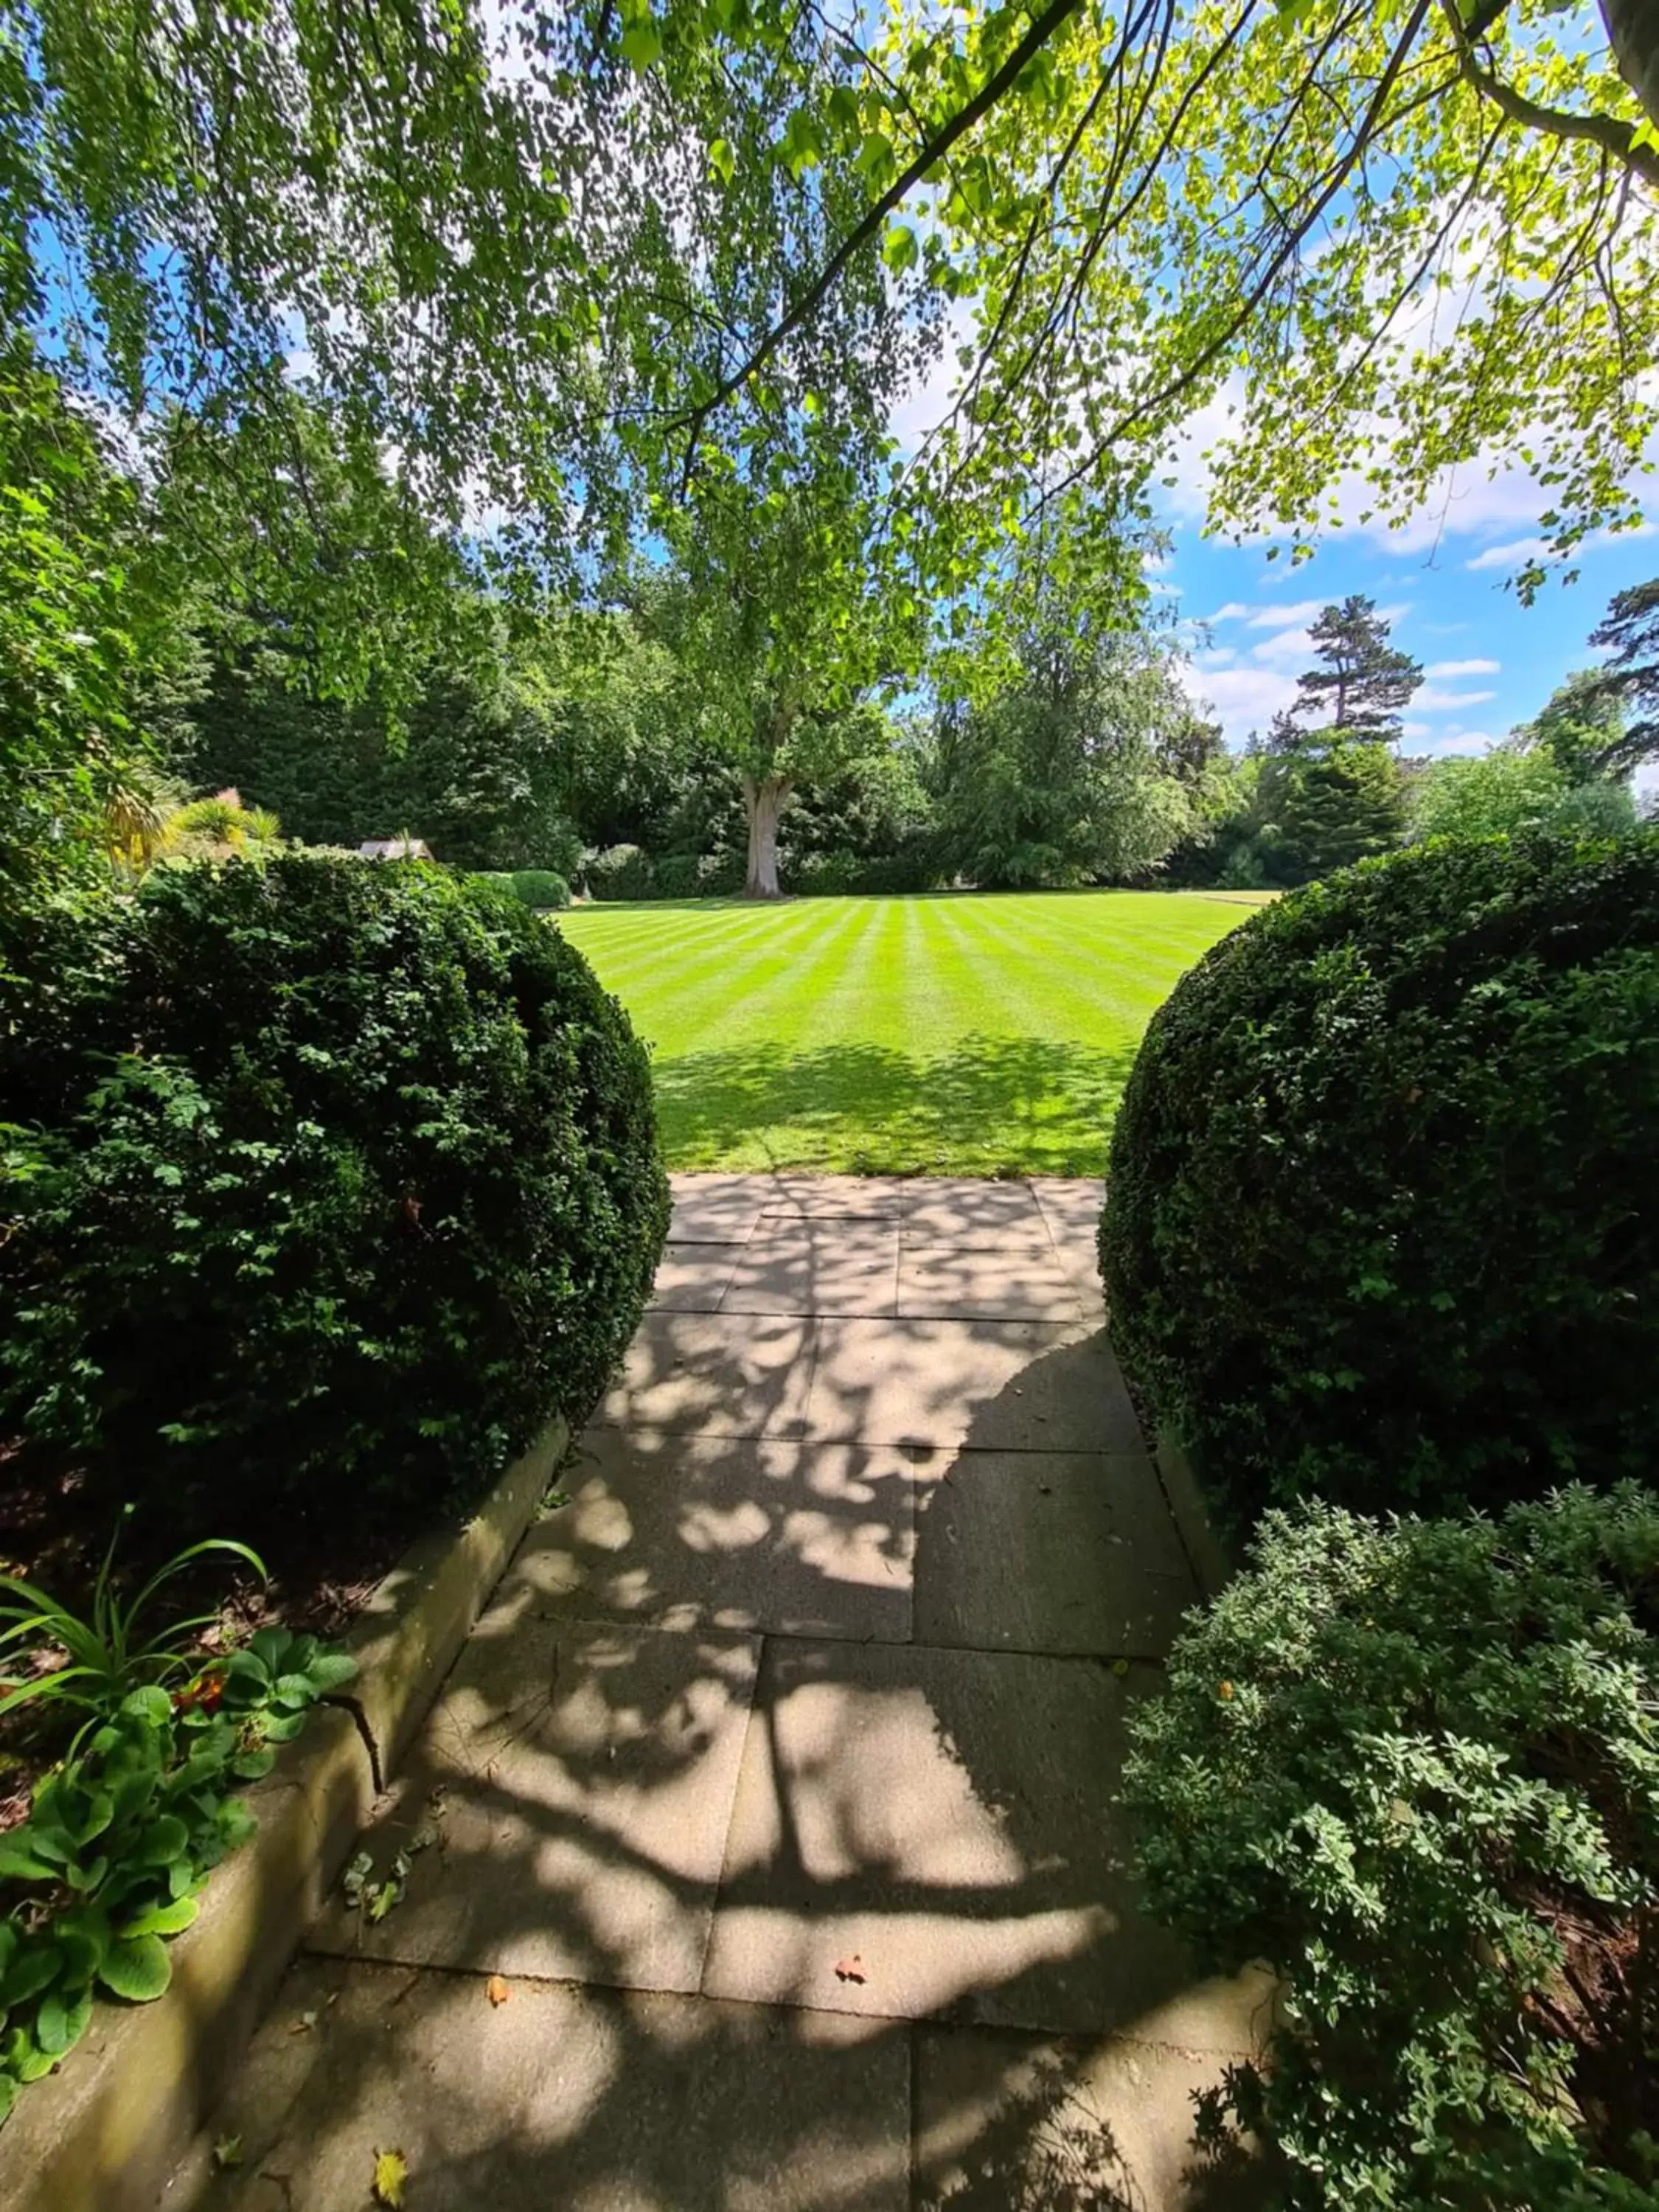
(0, 853, 668, 1522)
(1125, 1486, 1659, 2210)
(1102, 828, 1659, 1534)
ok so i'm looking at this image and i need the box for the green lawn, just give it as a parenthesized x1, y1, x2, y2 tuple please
(558, 889, 1266, 1175)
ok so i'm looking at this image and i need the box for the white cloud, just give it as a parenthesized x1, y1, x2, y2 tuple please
(1181, 661, 1299, 748)
(1429, 728, 1496, 756)
(1425, 657, 1500, 677)
(1206, 602, 1251, 623)
(1464, 521, 1655, 574)
(1245, 598, 1326, 630)
(1464, 535, 1547, 574)
(1250, 625, 1316, 667)
(1416, 684, 1498, 709)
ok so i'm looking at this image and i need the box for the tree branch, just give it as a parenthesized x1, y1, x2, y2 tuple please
(1040, 0, 1436, 511)
(669, 0, 1088, 476)
(1438, 0, 1659, 188)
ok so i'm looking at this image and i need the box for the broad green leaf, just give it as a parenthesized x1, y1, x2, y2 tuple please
(97, 1935, 172, 2004)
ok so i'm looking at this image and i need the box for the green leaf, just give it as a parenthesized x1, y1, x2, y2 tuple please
(138, 1815, 189, 1866)
(0, 1834, 58, 1883)
(619, 18, 661, 70)
(708, 137, 734, 185)
(118, 1895, 199, 1938)
(119, 1686, 174, 1727)
(305, 1653, 358, 1692)
(272, 1673, 319, 1710)
(881, 225, 919, 274)
(0, 1944, 62, 2009)
(97, 1935, 172, 2004)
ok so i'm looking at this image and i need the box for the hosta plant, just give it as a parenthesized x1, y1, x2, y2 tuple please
(0, 1628, 354, 2121)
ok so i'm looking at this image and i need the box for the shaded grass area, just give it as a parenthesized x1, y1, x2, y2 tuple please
(559, 890, 1256, 1175)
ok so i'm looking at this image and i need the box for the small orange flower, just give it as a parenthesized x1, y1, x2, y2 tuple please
(1218, 1680, 1234, 1701)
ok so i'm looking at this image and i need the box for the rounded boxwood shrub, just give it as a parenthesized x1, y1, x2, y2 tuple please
(0, 853, 668, 1520)
(1102, 830, 1659, 1531)
(1124, 1486, 1659, 2211)
(509, 867, 571, 911)
(584, 843, 655, 900)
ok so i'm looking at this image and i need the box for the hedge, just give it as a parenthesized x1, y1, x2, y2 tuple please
(509, 867, 571, 910)
(1124, 1486, 1659, 2210)
(1102, 830, 1659, 1532)
(0, 854, 668, 1522)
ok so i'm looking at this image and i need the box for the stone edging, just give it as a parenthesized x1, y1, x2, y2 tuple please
(0, 1416, 569, 2212)
(1154, 1428, 1234, 1599)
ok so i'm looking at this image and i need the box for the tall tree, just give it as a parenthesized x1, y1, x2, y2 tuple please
(929, 539, 1214, 888)
(640, 434, 916, 897)
(1287, 597, 1423, 745)
(1579, 579, 1659, 776)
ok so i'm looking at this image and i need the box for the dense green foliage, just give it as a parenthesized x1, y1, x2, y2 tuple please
(1, 1621, 352, 2120)
(1125, 1487, 1659, 2210)
(1412, 747, 1638, 845)
(1103, 830, 1659, 1533)
(0, 855, 667, 1523)
(509, 868, 571, 911)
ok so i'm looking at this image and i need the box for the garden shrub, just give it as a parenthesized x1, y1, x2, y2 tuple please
(789, 843, 942, 895)
(509, 867, 571, 910)
(0, 852, 668, 1522)
(584, 842, 655, 900)
(1102, 829, 1659, 1531)
(1124, 1486, 1659, 2211)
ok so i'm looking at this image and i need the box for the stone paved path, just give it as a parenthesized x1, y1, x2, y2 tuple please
(181, 1176, 1267, 2212)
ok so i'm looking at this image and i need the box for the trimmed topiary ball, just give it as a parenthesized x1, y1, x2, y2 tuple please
(1102, 830, 1659, 1532)
(509, 867, 571, 911)
(0, 853, 668, 1520)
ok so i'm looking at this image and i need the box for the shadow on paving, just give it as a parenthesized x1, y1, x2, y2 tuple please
(189, 1335, 1268, 2212)
(653, 1035, 1139, 1175)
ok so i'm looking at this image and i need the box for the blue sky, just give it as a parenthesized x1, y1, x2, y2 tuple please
(1160, 491, 1655, 765)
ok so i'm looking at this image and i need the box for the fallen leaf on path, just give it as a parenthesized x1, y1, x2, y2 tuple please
(212, 2135, 243, 2169)
(373, 2148, 408, 2207)
(487, 1975, 511, 2007)
(834, 1955, 866, 1985)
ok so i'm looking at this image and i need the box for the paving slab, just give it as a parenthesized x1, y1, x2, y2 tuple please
(189, 1955, 911, 2212)
(914, 2022, 1273, 2212)
(722, 1222, 902, 1317)
(669, 1173, 773, 1244)
(762, 1172, 917, 1220)
(594, 1310, 815, 1437)
(902, 1180, 1050, 1241)
(494, 1430, 919, 1643)
(897, 1245, 1082, 1321)
(800, 1319, 1145, 1451)
(648, 1241, 749, 1312)
(307, 1617, 760, 1996)
(1030, 1176, 1107, 1237)
(912, 1451, 1197, 1657)
(700, 1638, 1202, 2035)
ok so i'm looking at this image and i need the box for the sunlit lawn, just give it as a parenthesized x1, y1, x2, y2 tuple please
(558, 888, 1267, 1176)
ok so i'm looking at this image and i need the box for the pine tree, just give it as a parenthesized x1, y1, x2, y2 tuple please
(1277, 742, 1408, 881)
(1288, 596, 1422, 744)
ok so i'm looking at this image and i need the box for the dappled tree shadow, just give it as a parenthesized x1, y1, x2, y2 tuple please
(187, 1307, 1267, 2211)
(653, 1034, 1139, 1175)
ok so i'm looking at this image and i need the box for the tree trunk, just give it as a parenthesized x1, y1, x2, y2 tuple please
(1601, 0, 1659, 131)
(742, 773, 791, 898)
